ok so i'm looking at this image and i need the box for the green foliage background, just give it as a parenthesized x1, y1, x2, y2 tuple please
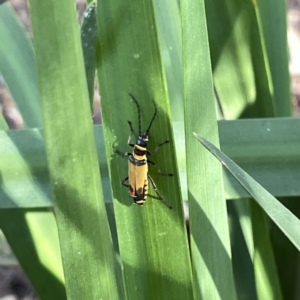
(0, 0, 298, 299)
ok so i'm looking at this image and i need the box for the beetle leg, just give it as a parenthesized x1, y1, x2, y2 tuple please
(114, 149, 131, 158)
(147, 140, 170, 155)
(121, 176, 129, 187)
(148, 160, 173, 176)
(148, 175, 172, 209)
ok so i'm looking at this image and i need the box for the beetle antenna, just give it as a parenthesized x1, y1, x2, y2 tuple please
(129, 93, 142, 136)
(145, 99, 157, 135)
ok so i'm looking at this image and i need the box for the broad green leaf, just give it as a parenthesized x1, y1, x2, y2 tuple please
(1, 118, 300, 208)
(182, 0, 236, 298)
(219, 118, 300, 199)
(29, 0, 119, 298)
(194, 134, 300, 251)
(97, 0, 193, 298)
(0, 3, 42, 127)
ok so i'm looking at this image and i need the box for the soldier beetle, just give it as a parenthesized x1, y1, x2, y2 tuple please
(114, 93, 173, 209)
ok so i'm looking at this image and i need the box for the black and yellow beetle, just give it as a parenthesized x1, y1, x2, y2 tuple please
(114, 94, 173, 209)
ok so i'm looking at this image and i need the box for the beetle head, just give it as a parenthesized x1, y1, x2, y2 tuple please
(136, 133, 149, 147)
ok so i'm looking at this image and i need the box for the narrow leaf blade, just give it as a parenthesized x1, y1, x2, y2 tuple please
(29, 0, 119, 298)
(182, 0, 236, 298)
(194, 134, 300, 251)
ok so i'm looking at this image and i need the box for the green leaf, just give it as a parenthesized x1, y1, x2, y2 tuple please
(0, 128, 52, 208)
(154, 0, 183, 123)
(270, 198, 300, 300)
(1, 118, 300, 208)
(205, 0, 274, 119)
(255, 0, 291, 116)
(194, 133, 300, 251)
(97, 0, 193, 298)
(228, 200, 257, 300)
(251, 200, 283, 300)
(81, 1, 97, 109)
(0, 209, 66, 300)
(154, 0, 187, 206)
(182, 0, 236, 298)
(219, 118, 300, 199)
(0, 126, 111, 209)
(0, 6, 66, 299)
(29, 0, 119, 298)
(205, 3, 287, 296)
(0, 3, 42, 127)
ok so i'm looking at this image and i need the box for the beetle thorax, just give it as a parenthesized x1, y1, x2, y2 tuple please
(133, 144, 147, 159)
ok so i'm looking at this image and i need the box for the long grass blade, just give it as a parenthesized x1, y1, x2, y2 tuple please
(182, 0, 236, 298)
(255, 0, 291, 116)
(97, 0, 193, 298)
(0, 5, 68, 299)
(194, 134, 300, 251)
(29, 0, 119, 298)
